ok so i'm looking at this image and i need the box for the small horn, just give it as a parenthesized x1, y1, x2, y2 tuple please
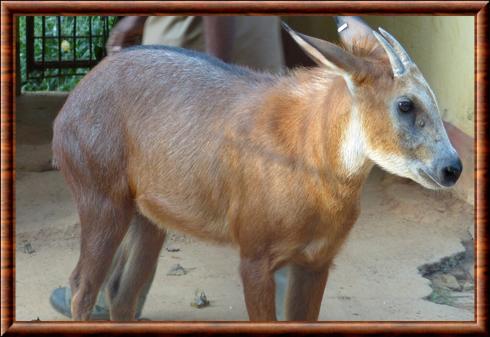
(372, 30, 405, 77)
(378, 27, 414, 68)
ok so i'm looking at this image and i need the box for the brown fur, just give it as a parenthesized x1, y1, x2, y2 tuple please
(52, 38, 428, 321)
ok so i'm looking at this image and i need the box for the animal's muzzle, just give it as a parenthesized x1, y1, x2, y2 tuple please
(438, 156, 463, 187)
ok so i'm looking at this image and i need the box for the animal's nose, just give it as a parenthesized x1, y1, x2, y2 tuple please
(440, 157, 462, 186)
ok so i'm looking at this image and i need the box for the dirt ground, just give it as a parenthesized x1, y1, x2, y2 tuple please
(15, 93, 474, 321)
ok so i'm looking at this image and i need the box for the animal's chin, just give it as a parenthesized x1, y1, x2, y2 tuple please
(414, 168, 447, 190)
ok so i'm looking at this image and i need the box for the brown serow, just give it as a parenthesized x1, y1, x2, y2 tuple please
(52, 17, 462, 321)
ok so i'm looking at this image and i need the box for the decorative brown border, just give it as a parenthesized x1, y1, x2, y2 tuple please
(1, 1, 488, 335)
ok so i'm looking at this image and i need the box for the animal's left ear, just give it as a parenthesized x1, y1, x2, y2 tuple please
(335, 17, 373, 45)
(281, 22, 365, 77)
(334, 16, 387, 61)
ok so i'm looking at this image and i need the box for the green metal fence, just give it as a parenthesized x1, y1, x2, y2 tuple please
(19, 16, 118, 92)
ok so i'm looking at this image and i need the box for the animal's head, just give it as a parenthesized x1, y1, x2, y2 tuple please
(282, 17, 462, 189)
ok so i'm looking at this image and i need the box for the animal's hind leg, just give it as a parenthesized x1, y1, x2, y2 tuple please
(105, 213, 166, 320)
(69, 191, 134, 320)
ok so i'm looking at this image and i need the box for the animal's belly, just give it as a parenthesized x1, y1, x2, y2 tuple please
(136, 193, 232, 243)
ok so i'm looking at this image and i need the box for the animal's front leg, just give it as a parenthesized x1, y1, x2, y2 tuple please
(239, 256, 277, 321)
(285, 263, 329, 321)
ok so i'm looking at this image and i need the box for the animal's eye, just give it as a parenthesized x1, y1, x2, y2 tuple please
(398, 99, 414, 113)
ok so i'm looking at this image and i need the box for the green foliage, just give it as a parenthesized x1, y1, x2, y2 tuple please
(19, 16, 117, 92)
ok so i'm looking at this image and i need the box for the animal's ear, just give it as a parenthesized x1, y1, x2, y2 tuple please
(281, 22, 364, 76)
(334, 16, 374, 47)
(334, 16, 387, 61)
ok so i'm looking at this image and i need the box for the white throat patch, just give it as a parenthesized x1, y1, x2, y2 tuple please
(340, 107, 367, 176)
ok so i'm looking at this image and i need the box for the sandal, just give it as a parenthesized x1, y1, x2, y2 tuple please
(49, 286, 110, 320)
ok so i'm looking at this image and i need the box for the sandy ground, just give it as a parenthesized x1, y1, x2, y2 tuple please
(15, 93, 474, 321)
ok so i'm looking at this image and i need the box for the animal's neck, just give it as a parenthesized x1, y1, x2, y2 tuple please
(269, 68, 374, 194)
(334, 105, 374, 181)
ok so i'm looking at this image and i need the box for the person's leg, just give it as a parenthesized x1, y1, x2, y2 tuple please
(104, 213, 166, 320)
